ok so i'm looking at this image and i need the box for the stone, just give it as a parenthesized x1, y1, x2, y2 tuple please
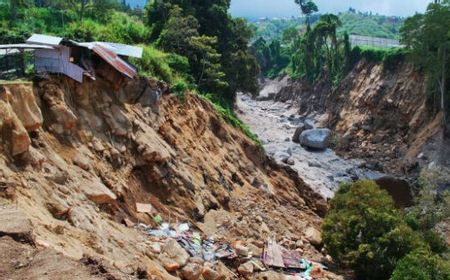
(73, 154, 91, 171)
(234, 244, 250, 257)
(7, 84, 43, 131)
(181, 263, 203, 280)
(304, 119, 315, 130)
(305, 226, 322, 246)
(202, 265, 220, 280)
(299, 128, 332, 150)
(247, 243, 263, 257)
(82, 177, 117, 205)
(159, 239, 189, 272)
(292, 124, 305, 143)
(0, 207, 33, 242)
(238, 261, 254, 277)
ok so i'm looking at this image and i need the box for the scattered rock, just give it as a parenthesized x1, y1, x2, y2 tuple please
(181, 263, 203, 280)
(237, 261, 254, 277)
(305, 226, 322, 246)
(292, 124, 305, 143)
(304, 119, 314, 130)
(0, 207, 33, 243)
(202, 265, 221, 280)
(159, 239, 189, 272)
(299, 128, 332, 150)
(73, 154, 91, 171)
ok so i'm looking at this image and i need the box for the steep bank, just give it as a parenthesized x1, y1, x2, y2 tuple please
(0, 77, 336, 279)
(264, 60, 449, 176)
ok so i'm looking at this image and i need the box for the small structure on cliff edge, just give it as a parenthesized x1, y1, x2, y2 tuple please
(0, 34, 143, 83)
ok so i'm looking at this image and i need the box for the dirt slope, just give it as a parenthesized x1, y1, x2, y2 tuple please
(0, 76, 335, 279)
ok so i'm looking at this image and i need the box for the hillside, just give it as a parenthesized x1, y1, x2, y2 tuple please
(252, 11, 404, 42)
(0, 76, 335, 279)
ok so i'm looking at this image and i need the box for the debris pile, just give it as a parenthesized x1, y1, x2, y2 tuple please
(137, 219, 328, 280)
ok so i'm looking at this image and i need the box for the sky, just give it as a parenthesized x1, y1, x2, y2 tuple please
(229, 0, 431, 18)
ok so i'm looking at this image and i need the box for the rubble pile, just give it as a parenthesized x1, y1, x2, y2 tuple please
(136, 218, 330, 280)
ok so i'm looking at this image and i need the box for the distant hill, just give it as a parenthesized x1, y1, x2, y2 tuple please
(253, 11, 404, 42)
(126, 0, 147, 9)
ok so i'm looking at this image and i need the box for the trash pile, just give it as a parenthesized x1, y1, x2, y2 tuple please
(137, 219, 327, 280)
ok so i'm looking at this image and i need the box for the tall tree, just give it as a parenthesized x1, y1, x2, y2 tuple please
(401, 0, 450, 130)
(294, 0, 318, 29)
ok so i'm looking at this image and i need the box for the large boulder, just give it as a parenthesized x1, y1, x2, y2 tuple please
(305, 226, 322, 246)
(299, 128, 332, 150)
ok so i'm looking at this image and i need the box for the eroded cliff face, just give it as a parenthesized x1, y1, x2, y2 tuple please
(268, 60, 449, 176)
(0, 77, 334, 279)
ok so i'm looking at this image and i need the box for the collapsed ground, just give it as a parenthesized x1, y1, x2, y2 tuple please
(0, 76, 339, 279)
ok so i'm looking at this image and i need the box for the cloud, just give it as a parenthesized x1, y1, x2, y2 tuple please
(230, 0, 431, 18)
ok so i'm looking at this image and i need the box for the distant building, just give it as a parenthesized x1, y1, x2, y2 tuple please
(349, 35, 404, 49)
(0, 34, 143, 83)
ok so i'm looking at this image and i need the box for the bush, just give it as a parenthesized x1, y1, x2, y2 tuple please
(322, 180, 423, 280)
(391, 249, 450, 280)
(104, 12, 149, 44)
(132, 46, 175, 83)
(65, 19, 109, 42)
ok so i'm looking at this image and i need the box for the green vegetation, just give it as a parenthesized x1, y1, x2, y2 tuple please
(391, 249, 450, 280)
(146, 0, 259, 102)
(252, 10, 404, 43)
(0, 0, 261, 144)
(322, 180, 449, 280)
(401, 0, 450, 130)
(338, 11, 404, 39)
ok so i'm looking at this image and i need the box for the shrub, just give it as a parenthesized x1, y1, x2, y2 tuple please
(322, 180, 423, 280)
(391, 249, 450, 280)
(105, 12, 149, 44)
(132, 46, 175, 83)
(65, 19, 109, 42)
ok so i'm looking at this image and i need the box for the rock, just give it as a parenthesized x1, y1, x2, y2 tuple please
(202, 265, 221, 280)
(73, 154, 91, 171)
(247, 243, 263, 257)
(238, 261, 254, 277)
(299, 128, 332, 150)
(304, 119, 315, 130)
(234, 244, 250, 257)
(181, 263, 203, 280)
(159, 239, 189, 272)
(7, 84, 43, 131)
(149, 243, 162, 254)
(282, 157, 295, 165)
(84, 180, 117, 205)
(47, 170, 69, 185)
(0, 207, 33, 243)
(305, 226, 322, 246)
(292, 124, 305, 143)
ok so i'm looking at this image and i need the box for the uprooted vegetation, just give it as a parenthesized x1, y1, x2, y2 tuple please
(0, 76, 338, 279)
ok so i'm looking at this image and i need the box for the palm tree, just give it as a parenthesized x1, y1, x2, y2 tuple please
(294, 0, 318, 30)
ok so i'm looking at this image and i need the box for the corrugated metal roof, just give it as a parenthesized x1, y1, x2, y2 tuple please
(26, 34, 63, 46)
(70, 41, 143, 58)
(99, 42, 143, 58)
(0, 44, 55, 55)
(0, 44, 55, 50)
(91, 43, 137, 78)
